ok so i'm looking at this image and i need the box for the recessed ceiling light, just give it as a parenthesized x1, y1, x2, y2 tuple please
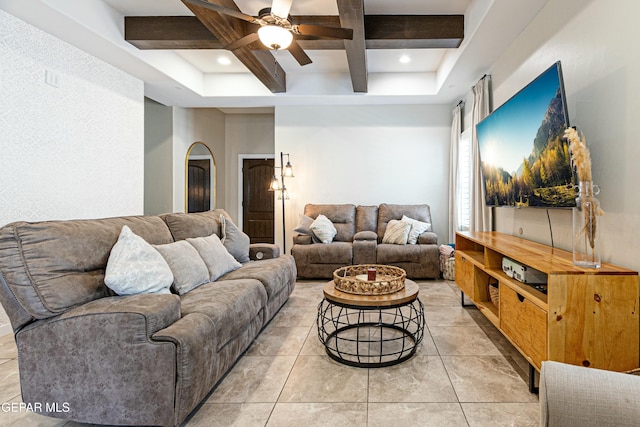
(217, 56, 232, 65)
(399, 55, 411, 64)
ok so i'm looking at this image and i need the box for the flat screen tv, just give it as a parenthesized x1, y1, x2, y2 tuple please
(476, 61, 575, 207)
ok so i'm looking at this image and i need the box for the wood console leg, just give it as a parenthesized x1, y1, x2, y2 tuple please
(529, 363, 539, 394)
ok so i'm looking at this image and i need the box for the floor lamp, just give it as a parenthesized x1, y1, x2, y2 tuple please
(268, 152, 294, 253)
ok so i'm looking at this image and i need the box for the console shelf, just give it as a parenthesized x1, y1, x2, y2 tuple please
(455, 231, 639, 374)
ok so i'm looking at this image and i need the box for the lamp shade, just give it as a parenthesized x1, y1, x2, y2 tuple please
(283, 161, 294, 177)
(258, 25, 293, 50)
(268, 175, 282, 191)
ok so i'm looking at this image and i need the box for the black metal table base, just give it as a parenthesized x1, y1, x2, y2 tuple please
(317, 298, 425, 368)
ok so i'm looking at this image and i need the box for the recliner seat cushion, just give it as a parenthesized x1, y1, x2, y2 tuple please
(303, 242, 352, 264)
(377, 243, 423, 264)
(219, 256, 296, 300)
(179, 279, 267, 351)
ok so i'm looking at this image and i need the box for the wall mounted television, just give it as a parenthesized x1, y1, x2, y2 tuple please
(476, 61, 575, 208)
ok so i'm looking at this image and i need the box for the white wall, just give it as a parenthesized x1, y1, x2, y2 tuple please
(0, 10, 144, 334)
(473, 0, 640, 271)
(275, 105, 451, 253)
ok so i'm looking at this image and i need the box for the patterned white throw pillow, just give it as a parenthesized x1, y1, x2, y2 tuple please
(382, 219, 411, 245)
(105, 225, 173, 296)
(310, 214, 337, 244)
(402, 215, 431, 244)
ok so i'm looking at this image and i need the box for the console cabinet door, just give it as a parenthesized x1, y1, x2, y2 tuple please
(500, 285, 547, 369)
(455, 253, 475, 299)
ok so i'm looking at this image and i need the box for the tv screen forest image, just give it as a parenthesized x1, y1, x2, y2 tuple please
(477, 64, 575, 208)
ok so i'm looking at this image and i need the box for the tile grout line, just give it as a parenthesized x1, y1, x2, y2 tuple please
(263, 297, 318, 426)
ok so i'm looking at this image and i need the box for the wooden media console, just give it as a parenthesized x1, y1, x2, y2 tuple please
(455, 231, 639, 391)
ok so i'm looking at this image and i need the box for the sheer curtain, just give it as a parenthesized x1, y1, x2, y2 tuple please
(470, 75, 492, 232)
(448, 104, 462, 243)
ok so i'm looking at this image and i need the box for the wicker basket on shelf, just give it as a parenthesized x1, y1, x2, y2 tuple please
(488, 281, 499, 307)
(333, 264, 406, 295)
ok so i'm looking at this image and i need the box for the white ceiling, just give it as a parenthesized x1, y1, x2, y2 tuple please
(0, 0, 551, 107)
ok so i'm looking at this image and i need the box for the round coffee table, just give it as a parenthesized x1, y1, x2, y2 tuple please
(317, 279, 425, 368)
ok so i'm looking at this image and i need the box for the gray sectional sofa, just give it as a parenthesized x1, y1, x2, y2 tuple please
(0, 209, 296, 426)
(291, 203, 440, 279)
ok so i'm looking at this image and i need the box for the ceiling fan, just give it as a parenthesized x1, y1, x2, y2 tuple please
(183, 0, 354, 66)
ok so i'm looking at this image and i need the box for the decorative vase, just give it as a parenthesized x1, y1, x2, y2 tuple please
(572, 181, 601, 268)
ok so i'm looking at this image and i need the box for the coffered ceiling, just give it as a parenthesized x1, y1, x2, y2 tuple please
(0, 0, 550, 107)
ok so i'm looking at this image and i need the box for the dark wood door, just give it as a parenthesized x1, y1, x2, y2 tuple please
(243, 158, 274, 244)
(188, 159, 210, 213)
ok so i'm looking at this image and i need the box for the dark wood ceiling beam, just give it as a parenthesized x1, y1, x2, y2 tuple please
(337, 0, 367, 93)
(125, 16, 223, 49)
(181, 0, 286, 93)
(365, 15, 464, 49)
(125, 15, 464, 50)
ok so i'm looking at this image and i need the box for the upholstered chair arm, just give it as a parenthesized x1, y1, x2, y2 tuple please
(293, 234, 313, 245)
(354, 231, 378, 241)
(249, 243, 280, 260)
(540, 361, 640, 427)
(418, 232, 438, 245)
(15, 294, 180, 426)
(353, 231, 377, 265)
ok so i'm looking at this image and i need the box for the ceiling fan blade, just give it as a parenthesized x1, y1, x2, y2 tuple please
(271, 0, 293, 19)
(295, 24, 353, 40)
(287, 40, 312, 66)
(225, 32, 260, 50)
(183, 0, 260, 24)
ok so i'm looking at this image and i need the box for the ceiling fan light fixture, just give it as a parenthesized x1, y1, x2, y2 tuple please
(258, 25, 293, 50)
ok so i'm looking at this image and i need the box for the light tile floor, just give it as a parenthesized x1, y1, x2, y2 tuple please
(0, 280, 539, 426)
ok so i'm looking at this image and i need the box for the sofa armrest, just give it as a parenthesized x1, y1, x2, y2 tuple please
(249, 243, 280, 260)
(353, 236, 377, 265)
(354, 231, 377, 241)
(293, 234, 312, 245)
(153, 313, 219, 424)
(16, 294, 179, 426)
(55, 293, 181, 336)
(540, 361, 640, 427)
(418, 232, 438, 245)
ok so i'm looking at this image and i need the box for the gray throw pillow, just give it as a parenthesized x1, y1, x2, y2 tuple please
(294, 214, 321, 243)
(294, 214, 314, 234)
(220, 215, 250, 263)
(105, 225, 173, 296)
(154, 240, 210, 295)
(187, 233, 242, 281)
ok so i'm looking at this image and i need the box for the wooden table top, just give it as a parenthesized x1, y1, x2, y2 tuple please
(323, 279, 419, 307)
